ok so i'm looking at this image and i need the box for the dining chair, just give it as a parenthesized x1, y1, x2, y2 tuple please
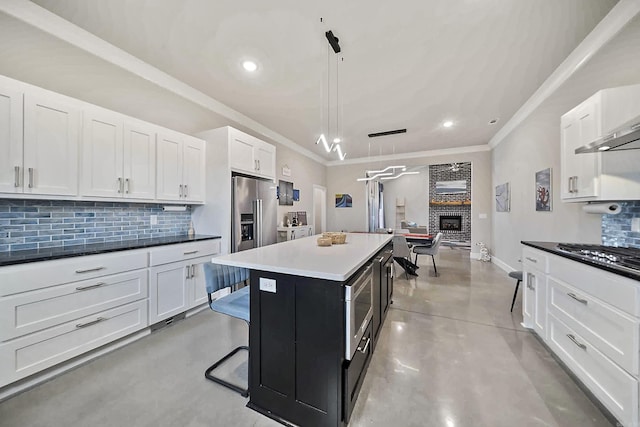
(392, 235, 417, 279)
(202, 263, 251, 397)
(412, 232, 443, 276)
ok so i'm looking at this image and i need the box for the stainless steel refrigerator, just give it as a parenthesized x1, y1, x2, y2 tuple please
(232, 175, 278, 252)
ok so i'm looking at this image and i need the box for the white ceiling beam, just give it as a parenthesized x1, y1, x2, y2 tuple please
(325, 144, 490, 167)
(489, 0, 640, 148)
(0, 0, 327, 164)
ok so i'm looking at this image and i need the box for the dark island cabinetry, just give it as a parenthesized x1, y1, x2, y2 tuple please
(247, 245, 392, 427)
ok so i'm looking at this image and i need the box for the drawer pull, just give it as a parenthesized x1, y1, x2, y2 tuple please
(76, 282, 107, 291)
(567, 292, 588, 305)
(14, 166, 20, 187)
(566, 334, 587, 350)
(75, 266, 106, 274)
(190, 265, 196, 278)
(525, 257, 538, 263)
(183, 250, 199, 255)
(357, 337, 371, 354)
(76, 317, 107, 329)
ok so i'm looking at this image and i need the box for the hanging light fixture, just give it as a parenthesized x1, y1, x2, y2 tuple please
(315, 25, 346, 160)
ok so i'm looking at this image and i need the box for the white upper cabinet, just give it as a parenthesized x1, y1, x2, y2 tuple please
(229, 128, 276, 180)
(0, 84, 23, 194)
(82, 109, 157, 200)
(157, 131, 205, 203)
(23, 91, 80, 197)
(561, 85, 640, 202)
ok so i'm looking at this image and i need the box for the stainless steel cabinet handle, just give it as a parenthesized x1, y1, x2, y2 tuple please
(186, 266, 191, 279)
(183, 250, 199, 255)
(525, 257, 537, 263)
(257, 160, 260, 171)
(357, 337, 371, 354)
(567, 292, 588, 305)
(28, 167, 34, 188)
(179, 184, 183, 198)
(573, 176, 578, 193)
(526, 273, 535, 290)
(125, 178, 130, 194)
(14, 166, 20, 187)
(184, 184, 188, 198)
(76, 282, 107, 291)
(117, 177, 122, 193)
(75, 266, 105, 274)
(190, 265, 196, 278)
(568, 177, 572, 193)
(76, 317, 106, 329)
(566, 334, 587, 350)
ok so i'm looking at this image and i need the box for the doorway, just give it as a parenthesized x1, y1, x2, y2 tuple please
(313, 184, 327, 235)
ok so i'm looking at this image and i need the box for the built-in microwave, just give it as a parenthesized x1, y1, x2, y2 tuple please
(345, 263, 373, 360)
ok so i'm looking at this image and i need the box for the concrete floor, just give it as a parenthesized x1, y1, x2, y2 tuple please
(0, 247, 612, 427)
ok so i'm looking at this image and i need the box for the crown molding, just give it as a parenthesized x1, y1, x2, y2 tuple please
(489, 0, 640, 148)
(325, 145, 490, 167)
(0, 0, 326, 165)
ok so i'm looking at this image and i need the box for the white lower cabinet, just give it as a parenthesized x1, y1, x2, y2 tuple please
(0, 300, 147, 387)
(523, 245, 640, 426)
(148, 241, 220, 324)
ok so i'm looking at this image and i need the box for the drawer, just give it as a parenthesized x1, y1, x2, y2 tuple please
(549, 277, 639, 376)
(548, 313, 637, 427)
(343, 321, 373, 423)
(0, 300, 148, 388)
(149, 240, 221, 266)
(0, 270, 148, 342)
(0, 250, 148, 296)
(549, 253, 640, 317)
(523, 247, 549, 273)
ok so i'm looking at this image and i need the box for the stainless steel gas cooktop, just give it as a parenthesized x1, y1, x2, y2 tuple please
(556, 243, 640, 273)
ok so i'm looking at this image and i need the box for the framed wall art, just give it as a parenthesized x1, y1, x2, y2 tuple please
(495, 182, 510, 212)
(535, 168, 552, 212)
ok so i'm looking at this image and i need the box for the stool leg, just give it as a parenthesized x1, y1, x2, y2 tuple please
(510, 279, 521, 312)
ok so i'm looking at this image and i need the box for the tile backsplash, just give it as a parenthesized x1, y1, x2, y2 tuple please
(602, 201, 640, 248)
(0, 199, 191, 252)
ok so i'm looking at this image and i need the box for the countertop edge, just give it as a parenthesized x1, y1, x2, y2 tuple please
(521, 241, 640, 281)
(0, 235, 222, 267)
(212, 234, 392, 281)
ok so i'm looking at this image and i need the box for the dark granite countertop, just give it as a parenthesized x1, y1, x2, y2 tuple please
(0, 235, 221, 267)
(521, 241, 640, 281)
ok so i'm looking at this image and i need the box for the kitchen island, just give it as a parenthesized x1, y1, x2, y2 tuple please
(211, 233, 392, 427)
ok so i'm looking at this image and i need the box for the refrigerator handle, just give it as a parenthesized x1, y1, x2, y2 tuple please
(255, 199, 263, 247)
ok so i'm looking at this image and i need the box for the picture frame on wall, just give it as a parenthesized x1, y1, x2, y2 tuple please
(535, 168, 552, 212)
(495, 182, 510, 212)
(335, 194, 352, 208)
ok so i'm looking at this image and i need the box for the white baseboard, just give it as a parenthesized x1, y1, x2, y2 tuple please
(491, 256, 514, 273)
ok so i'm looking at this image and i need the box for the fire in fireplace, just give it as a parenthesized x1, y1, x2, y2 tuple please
(439, 215, 462, 232)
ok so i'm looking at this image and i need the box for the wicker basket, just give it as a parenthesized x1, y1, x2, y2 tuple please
(317, 237, 333, 246)
(322, 232, 347, 244)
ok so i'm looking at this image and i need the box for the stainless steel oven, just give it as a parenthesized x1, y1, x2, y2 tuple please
(345, 263, 373, 360)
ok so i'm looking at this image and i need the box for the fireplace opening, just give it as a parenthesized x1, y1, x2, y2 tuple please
(439, 215, 462, 232)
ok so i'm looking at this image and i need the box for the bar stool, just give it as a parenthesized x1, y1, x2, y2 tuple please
(509, 270, 523, 312)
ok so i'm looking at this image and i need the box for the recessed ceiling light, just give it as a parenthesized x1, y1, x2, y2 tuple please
(333, 137, 341, 143)
(443, 121, 453, 128)
(488, 118, 499, 125)
(242, 60, 258, 72)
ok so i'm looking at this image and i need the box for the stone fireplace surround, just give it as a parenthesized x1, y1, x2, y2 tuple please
(428, 163, 472, 242)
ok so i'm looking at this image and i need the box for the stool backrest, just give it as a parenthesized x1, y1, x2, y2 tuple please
(203, 263, 250, 294)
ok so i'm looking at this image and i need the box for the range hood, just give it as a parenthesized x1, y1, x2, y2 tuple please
(576, 122, 640, 154)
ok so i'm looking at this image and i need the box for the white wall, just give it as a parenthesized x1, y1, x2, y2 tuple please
(382, 168, 430, 228)
(326, 150, 492, 257)
(273, 143, 327, 228)
(491, 15, 640, 270)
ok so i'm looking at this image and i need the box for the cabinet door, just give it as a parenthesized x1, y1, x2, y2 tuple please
(188, 259, 210, 308)
(229, 133, 255, 173)
(23, 92, 79, 196)
(182, 137, 205, 203)
(254, 142, 275, 179)
(149, 261, 189, 324)
(560, 116, 579, 200)
(156, 132, 183, 201)
(0, 85, 23, 194)
(522, 271, 535, 328)
(81, 108, 124, 198)
(533, 272, 547, 338)
(123, 122, 156, 200)
(574, 102, 599, 198)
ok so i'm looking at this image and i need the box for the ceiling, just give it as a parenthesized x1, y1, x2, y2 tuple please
(10, 1, 619, 160)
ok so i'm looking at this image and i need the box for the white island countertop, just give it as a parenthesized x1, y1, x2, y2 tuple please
(211, 233, 393, 281)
